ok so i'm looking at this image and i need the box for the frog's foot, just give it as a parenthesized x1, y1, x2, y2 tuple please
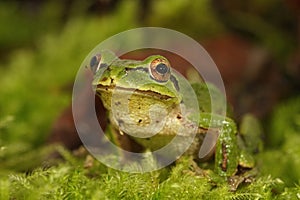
(227, 167, 257, 191)
(84, 154, 95, 169)
(176, 156, 207, 177)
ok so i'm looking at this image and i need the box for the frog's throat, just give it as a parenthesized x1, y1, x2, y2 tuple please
(96, 85, 173, 100)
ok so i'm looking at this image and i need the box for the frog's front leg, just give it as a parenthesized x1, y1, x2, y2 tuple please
(198, 113, 239, 177)
(214, 119, 239, 177)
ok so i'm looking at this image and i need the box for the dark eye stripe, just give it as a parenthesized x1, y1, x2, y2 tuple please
(170, 75, 180, 91)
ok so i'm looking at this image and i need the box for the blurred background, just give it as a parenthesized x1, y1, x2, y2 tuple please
(0, 0, 299, 189)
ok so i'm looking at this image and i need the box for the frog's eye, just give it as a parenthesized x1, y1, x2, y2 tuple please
(89, 54, 101, 74)
(149, 58, 171, 82)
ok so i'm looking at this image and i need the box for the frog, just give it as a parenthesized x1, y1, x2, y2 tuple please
(89, 50, 256, 189)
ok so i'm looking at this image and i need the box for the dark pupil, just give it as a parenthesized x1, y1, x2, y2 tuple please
(156, 63, 168, 74)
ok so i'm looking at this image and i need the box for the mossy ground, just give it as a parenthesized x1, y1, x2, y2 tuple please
(0, 1, 299, 199)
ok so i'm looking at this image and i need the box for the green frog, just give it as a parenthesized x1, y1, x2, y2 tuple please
(89, 50, 256, 188)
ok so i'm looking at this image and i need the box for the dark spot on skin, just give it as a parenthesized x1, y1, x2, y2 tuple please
(110, 78, 114, 84)
(101, 77, 108, 82)
(117, 119, 124, 126)
(176, 114, 182, 119)
(221, 143, 228, 172)
(138, 106, 141, 109)
(115, 101, 121, 106)
(138, 119, 142, 123)
(146, 138, 150, 140)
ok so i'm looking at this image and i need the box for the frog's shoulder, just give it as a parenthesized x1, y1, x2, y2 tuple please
(191, 82, 233, 117)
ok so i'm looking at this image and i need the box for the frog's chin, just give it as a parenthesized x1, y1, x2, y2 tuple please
(96, 85, 174, 100)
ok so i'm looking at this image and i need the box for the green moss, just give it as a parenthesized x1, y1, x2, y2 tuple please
(0, 0, 299, 199)
(0, 1, 138, 143)
(2, 153, 294, 199)
(258, 97, 300, 186)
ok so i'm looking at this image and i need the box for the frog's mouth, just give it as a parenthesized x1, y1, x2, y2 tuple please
(96, 85, 173, 100)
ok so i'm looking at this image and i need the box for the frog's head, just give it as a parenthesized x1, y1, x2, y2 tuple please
(89, 51, 182, 104)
